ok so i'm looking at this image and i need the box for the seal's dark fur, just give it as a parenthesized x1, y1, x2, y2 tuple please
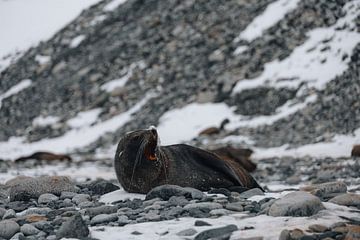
(114, 128, 263, 193)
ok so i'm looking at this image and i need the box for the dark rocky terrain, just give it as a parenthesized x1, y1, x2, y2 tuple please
(0, 0, 359, 153)
(0, 0, 360, 239)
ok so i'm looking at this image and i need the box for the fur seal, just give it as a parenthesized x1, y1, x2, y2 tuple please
(198, 118, 230, 136)
(209, 146, 256, 172)
(114, 127, 263, 194)
(351, 144, 360, 157)
(14, 152, 72, 162)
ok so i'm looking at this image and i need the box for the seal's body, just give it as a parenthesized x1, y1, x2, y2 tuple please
(15, 152, 72, 162)
(114, 127, 263, 193)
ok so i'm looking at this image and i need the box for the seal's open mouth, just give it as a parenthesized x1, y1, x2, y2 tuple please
(145, 126, 158, 161)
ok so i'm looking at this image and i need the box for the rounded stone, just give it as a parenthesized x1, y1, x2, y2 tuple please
(20, 224, 40, 236)
(268, 191, 325, 217)
(329, 193, 360, 207)
(0, 220, 20, 239)
(38, 193, 59, 204)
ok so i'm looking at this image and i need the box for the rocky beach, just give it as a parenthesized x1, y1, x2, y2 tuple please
(0, 0, 359, 239)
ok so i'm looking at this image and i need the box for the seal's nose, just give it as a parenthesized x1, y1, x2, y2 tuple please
(148, 125, 157, 136)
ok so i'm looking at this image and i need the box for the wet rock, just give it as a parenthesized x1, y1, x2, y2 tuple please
(289, 228, 304, 239)
(0, 220, 20, 239)
(328, 193, 360, 207)
(195, 220, 212, 226)
(2, 209, 15, 219)
(80, 179, 119, 195)
(85, 205, 118, 218)
(20, 224, 40, 236)
(38, 193, 59, 204)
(56, 214, 89, 239)
(300, 181, 347, 199)
(194, 224, 238, 240)
(146, 185, 205, 200)
(177, 228, 197, 236)
(225, 202, 244, 212)
(184, 202, 223, 211)
(90, 213, 118, 225)
(59, 191, 77, 200)
(9, 176, 76, 201)
(0, 208, 5, 219)
(268, 191, 325, 217)
(345, 225, 360, 240)
(239, 188, 264, 199)
(308, 224, 328, 233)
(72, 194, 90, 205)
(279, 229, 291, 240)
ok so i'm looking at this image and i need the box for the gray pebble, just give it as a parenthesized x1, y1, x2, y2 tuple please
(38, 193, 59, 204)
(72, 194, 90, 205)
(20, 224, 40, 236)
(268, 191, 325, 217)
(225, 202, 244, 212)
(91, 213, 118, 225)
(177, 228, 197, 236)
(184, 202, 223, 211)
(0, 220, 20, 239)
(3, 209, 16, 220)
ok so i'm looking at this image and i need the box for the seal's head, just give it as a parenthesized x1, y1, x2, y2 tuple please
(114, 126, 164, 193)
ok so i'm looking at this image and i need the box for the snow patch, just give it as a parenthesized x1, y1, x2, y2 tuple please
(235, 0, 301, 42)
(253, 128, 360, 159)
(100, 189, 145, 204)
(101, 61, 146, 92)
(0, 79, 32, 108)
(32, 116, 60, 127)
(90, 15, 107, 26)
(233, 1, 360, 94)
(233, 45, 248, 55)
(90, 201, 359, 240)
(69, 35, 86, 48)
(103, 0, 127, 12)
(67, 108, 102, 129)
(35, 55, 51, 65)
(157, 103, 237, 145)
(0, 162, 116, 184)
(0, 93, 156, 159)
(157, 95, 316, 145)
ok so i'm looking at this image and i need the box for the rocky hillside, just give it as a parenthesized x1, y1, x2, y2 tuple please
(1, 0, 359, 159)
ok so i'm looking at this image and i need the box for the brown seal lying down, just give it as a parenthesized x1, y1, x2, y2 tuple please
(198, 118, 230, 136)
(14, 152, 72, 162)
(209, 146, 257, 172)
(114, 127, 263, 193)
(351, 145, 360, 157)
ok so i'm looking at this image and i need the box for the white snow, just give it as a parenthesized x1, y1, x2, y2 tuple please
(34, 55, 51, 65)
(101, 61, 146, 92)
(157, 95, 316, 145)
(103, 0, 128, 12)
(90, 15, 107, 26)
(100, 189, 145, 204)
(0, 162, 116, 184)
(69, 34, 86, 48)
(234, 0, 301, 42)
(233, 1, 360, 94)
(253, 128, 360, 159)
(233, 45, 248, 55)
(0, 0, 103, 71)
(157, 103, 237, 145)
(32, 115, 60, 127)
(67, 108, 102, 129)
(0, 93, 156, 160)
(90, 200, 359, 240)
(0, 79, 32, 108)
